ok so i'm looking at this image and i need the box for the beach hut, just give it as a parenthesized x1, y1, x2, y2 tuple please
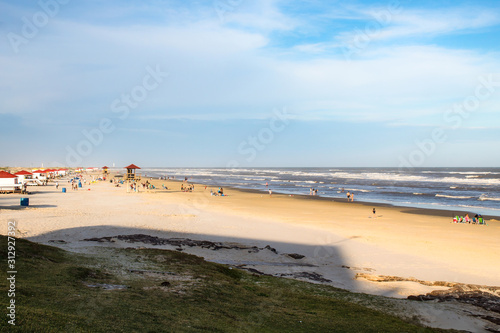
(14, 170, 33, 183)
(32, 169, 47, 181)
(0, 171, 20, 192)
(45, 169, 55, 179)
(124, 164, 141, 181)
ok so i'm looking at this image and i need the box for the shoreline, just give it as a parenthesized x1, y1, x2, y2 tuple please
(155, 176, 500, 219)
(137, 167, 500, 218)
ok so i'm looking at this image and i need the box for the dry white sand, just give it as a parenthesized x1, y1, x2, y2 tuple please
(1, 174, 499, 331)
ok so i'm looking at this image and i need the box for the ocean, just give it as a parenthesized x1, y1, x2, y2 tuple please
(139, 167, 500, 217)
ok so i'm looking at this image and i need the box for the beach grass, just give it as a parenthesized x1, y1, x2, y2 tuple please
(0, 236, 455, 332)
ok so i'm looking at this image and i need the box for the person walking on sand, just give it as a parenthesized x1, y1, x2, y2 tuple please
(55, 182, 59, 190)
(269, 189, 272, 197)
(372, 208, 376, 218)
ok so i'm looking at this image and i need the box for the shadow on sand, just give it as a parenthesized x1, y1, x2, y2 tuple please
(28, 224, 360, 290)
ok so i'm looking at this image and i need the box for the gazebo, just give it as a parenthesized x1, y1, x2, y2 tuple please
(124, 164, 141, 181)
(102, 166, 109, 176)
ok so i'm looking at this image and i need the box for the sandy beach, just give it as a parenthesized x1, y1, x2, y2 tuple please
(1, 173, 499, 331)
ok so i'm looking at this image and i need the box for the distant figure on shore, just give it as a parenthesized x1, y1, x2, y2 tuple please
(373, 208, 376, 218)
(350, 193, 354, 202)
(346, 192, 351, 201)
(266, 182, 268, 187)
(310, 188, 313, 195)
(55, 182, 59, 189)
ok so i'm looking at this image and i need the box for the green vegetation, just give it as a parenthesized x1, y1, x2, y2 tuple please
(0, 236, 454, 332)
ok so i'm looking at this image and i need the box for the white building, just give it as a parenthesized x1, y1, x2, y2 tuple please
(32, 169, 48, 181)
(0, 171, 20, 192)
(14, 170, 33, 182)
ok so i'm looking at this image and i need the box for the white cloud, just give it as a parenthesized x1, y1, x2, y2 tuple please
(1, 1, 499, 129)
(336, 6, 500, 45)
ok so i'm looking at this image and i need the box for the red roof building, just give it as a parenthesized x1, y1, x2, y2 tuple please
(0, 171, 17, 178)
(14, 170, 33, 181)
(0, 171, 19, 189)
(14, 170, 33, 176)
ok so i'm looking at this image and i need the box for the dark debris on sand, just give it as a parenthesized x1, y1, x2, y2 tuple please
(408, 285, 500, 326)
(83, 234, 299, 258)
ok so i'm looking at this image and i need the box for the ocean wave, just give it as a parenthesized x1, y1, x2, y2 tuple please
(413, 193, 424, 195)
(478, 195, 500, 202)
(435, 194, 475, 199)
(328, 172, 500, 186)
(449, 171, 498, 175)
(347, 189, 372, 193)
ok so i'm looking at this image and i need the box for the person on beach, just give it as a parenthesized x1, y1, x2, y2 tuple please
(346, 191, 351, 201)
(55, 182, 59, 190)
(350, 192, 354, 202)
(269, 189, 272, 197)
(373, 208, 376, 218)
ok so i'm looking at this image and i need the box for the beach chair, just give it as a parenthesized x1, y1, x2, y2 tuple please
(453, 217, 457, 223)
(478, 217, 486, 225)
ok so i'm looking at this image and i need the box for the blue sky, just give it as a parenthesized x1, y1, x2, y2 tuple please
(1, 0, 499, 167)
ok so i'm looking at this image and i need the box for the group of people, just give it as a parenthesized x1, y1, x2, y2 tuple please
(346, 191, 354, 202)
(453, 214, 486, 225)
(69, 178, 81, 190)
(309, 188, 318, 196)
(210, 187, 224, 196)
(142, 181, 156, 190)
(181, 183, 194, 192)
